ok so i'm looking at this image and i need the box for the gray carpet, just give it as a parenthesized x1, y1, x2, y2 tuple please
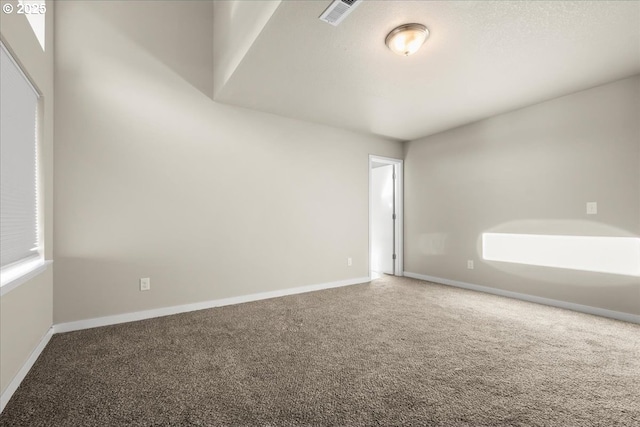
(1, 275, 639, 426)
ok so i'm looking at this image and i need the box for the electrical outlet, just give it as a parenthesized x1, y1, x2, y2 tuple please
(467, 260, 474, 269)
(347, 257, 352, 267)
(140, 277, 150, 291)
(586, 202, 597, 215)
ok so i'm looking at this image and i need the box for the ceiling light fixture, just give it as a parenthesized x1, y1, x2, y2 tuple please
(385, 23, 429, 56)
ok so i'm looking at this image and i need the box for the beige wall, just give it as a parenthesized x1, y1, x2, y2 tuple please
(53, 1, 401, 323)
(213, 0, 281, 98)
(0, 2, 54, 395)
(0, 269, 53, 394)
(404, 76, 640, 315)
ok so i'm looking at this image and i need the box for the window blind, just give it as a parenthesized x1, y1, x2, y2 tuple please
(1, 44, 40, 269)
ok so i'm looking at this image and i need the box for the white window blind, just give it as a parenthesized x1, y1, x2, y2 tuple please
(0, 43, 40, 272)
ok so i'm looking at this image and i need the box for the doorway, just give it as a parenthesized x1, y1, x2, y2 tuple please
(369, 155, 403, 279)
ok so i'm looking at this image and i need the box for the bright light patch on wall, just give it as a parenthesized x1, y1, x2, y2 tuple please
(482, 233, 640, 277)
(20, 1, 46, 50)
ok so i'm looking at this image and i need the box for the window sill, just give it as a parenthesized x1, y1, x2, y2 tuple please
(0, 259, 52, 297)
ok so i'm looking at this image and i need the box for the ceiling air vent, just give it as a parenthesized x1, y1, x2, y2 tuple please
(319, 0, 362, 26)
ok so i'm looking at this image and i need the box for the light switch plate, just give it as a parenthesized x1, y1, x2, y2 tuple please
(586, 202, 597, 215)
(140, 277, 150, 291)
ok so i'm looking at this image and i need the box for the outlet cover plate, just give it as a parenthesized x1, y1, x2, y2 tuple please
(140, 277, 150, 291)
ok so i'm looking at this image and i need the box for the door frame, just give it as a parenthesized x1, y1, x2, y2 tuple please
(369, 155, 404, 279)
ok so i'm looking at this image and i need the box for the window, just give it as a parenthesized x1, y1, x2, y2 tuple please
(0, 43, 43, 291)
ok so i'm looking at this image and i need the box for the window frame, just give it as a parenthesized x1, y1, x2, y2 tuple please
(0, 41, 49, 296)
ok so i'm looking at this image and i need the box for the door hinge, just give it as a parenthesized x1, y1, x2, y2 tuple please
(392, 213, 396, 220)
(392, 254, 397, 260)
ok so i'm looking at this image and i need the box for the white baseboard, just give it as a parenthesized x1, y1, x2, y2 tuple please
(2, 277, 371, 413)
(54, 276, 371, 334)
(403, 271, 640, 324)
(1, 327, 54, 413)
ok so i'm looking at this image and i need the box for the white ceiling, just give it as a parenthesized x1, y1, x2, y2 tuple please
(214, 1, 640, 141)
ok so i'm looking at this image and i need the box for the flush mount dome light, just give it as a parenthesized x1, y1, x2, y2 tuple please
(385, 23, 429, 56)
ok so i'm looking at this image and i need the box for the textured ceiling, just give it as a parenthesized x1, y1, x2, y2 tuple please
(215, 1, 640, 141)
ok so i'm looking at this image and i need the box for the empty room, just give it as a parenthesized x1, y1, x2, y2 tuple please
(1, 0, 639, 425)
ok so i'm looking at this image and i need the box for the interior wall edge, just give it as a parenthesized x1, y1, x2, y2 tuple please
(404, 272, 640, 324)
(54, 276, 370, 334)
(0, 327, 54, 414)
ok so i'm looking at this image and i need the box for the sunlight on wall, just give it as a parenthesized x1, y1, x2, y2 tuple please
(20, 0, 46, 50)
(483, 233, 640, 277)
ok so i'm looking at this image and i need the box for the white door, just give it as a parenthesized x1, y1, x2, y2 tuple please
(371, 164, 394, 275)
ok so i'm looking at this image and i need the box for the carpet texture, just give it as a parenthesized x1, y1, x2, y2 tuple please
(1, 275, 639, 426)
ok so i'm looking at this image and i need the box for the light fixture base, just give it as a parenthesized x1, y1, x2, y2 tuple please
(385, 23, 429, 56)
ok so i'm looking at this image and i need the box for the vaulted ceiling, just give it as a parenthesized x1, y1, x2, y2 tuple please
(214, 1, 640, 141)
